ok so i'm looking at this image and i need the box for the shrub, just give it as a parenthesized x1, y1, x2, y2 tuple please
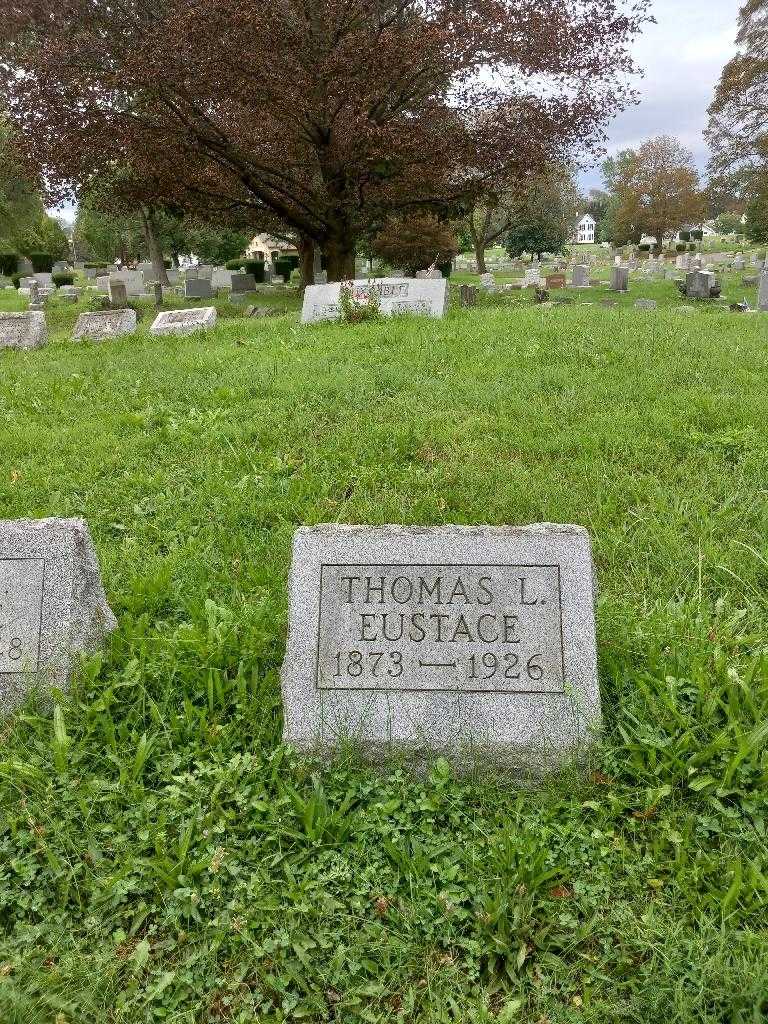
(85, 262, 107, 269)
(688, 243, 696, 252)
(437, 261, 452, 278)
(638, 243, 650, 252)
(225, 258, 244, 270)
(691, 229, 703, 241)
(242, 259, 265, 282)
(274, 258, 293, 282)
(676, 243, 687, 252)
(0, 253, 18, 277)
(10, 273, 22, 288)
(339, 282, 380, 323)
(678, 230, 691, 243)
(29, 253, 55, 273)
(52, 272, 75, 287)
(372, 213, 459, 276)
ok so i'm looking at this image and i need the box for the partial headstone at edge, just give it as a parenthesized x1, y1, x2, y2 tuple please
(0, 311, 47, 350)
(281, 523, 600, 774)
(0, 518, 117, 712)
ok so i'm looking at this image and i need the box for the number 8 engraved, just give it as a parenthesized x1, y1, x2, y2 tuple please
(7, 637, 22, 661)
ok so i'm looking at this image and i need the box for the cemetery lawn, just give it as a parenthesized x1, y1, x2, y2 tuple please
(1, 290, 768, 1023)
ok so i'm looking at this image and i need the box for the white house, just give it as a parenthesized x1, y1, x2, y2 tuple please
(572, 214, 596, 244)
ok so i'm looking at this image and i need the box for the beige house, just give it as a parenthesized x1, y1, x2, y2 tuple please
(246, 233, 299, 261)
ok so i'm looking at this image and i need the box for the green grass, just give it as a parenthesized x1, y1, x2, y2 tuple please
(1, 283, 768, 1023)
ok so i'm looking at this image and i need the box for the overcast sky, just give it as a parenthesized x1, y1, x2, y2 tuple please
(578, 0, 743, 193)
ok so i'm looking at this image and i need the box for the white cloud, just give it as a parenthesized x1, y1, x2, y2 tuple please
(579, 0, 742, 191)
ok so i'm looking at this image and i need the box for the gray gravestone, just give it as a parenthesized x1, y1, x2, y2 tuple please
(0, 518, 116, 712)
(107, 279, 128, 307)
(634, 299, 657, 310)
(281, 523, 600, 772)
(685, 270, 716, 300)
(73, 308, 137, 342)
(230, 273, 257, 293)
(759, 271, 768, 311)
(0, 312, 47, 350)
(150, 306, 217, 336)
(301, 278, 448, 324)
(571, 265, 589, 288)
(184, 278, 214, 300)
(610, 267, 629, 292)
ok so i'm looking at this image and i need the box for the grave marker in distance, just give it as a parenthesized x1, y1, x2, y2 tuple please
(281, 524, 600, 772)
(0, 518, 116, 712)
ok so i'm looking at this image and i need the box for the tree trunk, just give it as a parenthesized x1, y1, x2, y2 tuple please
(139, 204, 170, 286)
(474, 238, 487, 275)
(298, 235, 315, 289)
(324, 237, 356, 282)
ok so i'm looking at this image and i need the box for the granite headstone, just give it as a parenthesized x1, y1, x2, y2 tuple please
(281, 524, 600, 771)
(0, 518, 116, 711)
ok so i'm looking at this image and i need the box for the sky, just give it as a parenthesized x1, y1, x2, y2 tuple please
(578, 0, 743, 193)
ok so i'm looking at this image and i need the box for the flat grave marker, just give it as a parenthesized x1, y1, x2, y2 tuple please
(281, 524, 600, 772)
(150, 307, 217, 336)
(73, 309, 137, 342)
(0, 518, 116, 712)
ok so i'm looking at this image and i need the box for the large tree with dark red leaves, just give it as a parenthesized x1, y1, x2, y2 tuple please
(0, 0, 650, 280)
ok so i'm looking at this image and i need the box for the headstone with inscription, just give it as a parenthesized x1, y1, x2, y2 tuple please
(301, 278, 448, 324)
(281, 524, 600, 771)
(150, 306, 217, 336)
(0, 518, 116, 712)
(0, 312, 47, 350)
(73, 308, 137, 342)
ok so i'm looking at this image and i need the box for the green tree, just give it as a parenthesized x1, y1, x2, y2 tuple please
(504, 169, 581, 259)
(185, 225, 250, 265)
(745, 185, 768, 243)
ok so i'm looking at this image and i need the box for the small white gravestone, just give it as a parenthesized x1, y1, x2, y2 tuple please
(150, 306, 217, 336)
(73, 308, 137, 342)
(281, 524, 600, 772)
(301, 278, 448, 324)
(634, 298, 657, 311)
(0, 518, 116, 712)
(0, 312, 47, 350)
(478, 272, 496, 293)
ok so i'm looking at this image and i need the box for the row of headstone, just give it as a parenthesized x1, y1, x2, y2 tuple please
(1, 307, 219, 348)
(1, 518, 600, 772)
